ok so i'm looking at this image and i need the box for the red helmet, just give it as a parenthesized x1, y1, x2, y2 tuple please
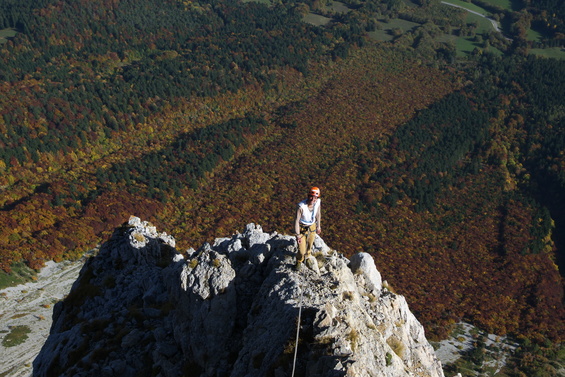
(309, 187, 320, 198)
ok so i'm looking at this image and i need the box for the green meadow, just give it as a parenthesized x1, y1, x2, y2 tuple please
(455, 36, 503, 56)
(440, 0, 490, 16)
(0, 28, 17, 44)
(303, 13, 332, 26)
(0, 262, 36, 290)
(477, 0, 512, 11)
(368, 18, 421, 42)
(328, 1, 349, 13)
(526, 27, 544, 42)
(465, 12, 497, 33)
(302, 1, 350, 26)
(530, 47, 565, 60)
(477, 0, 522, 11)
(2, 325, 31, 347)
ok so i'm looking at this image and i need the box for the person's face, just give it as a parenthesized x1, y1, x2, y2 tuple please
(308, 191, 319, 202)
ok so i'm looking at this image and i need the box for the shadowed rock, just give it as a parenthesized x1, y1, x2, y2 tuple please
(33, 217, 443, 377)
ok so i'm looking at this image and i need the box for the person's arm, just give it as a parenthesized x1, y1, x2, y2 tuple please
(294, 206, 303, 237)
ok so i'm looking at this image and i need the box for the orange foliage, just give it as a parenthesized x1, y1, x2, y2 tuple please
(0, 44, 563, 342)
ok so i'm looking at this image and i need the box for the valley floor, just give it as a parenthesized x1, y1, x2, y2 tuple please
(433, 322, 518, 376)
(0, 257, 87, 377)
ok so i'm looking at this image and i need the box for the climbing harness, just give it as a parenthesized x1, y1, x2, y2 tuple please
(298, 223, 317, 249)
(300, 223, 317, 237)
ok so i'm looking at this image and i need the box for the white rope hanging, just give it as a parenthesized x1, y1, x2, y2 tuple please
(291, 278, 304, 377)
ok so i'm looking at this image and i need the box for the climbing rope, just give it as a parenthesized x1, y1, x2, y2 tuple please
(291, 277, 304, 377)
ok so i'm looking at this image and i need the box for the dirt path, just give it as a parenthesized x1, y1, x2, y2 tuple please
(441, 1, 500, 32)
(0, 257, 88, 377)
(441, 1, 513, 42)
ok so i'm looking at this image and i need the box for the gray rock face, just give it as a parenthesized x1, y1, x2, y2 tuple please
(33, 217, 443, 377)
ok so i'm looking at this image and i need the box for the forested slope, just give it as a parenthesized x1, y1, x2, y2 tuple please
(0, 0, 363, 268)
(1, 0, 564, 367)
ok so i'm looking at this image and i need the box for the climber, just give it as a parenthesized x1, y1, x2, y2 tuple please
(294, 186, 322, 269)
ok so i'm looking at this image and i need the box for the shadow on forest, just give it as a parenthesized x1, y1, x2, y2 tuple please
(1, 183, 50, 212)
(534, 173, 565, 278)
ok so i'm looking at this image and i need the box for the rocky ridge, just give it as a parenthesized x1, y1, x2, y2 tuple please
(33, 216, 444, 377)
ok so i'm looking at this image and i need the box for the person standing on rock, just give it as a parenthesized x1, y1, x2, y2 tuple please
(294, 187, 322, 269)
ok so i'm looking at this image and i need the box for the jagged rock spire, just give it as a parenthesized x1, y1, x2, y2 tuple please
(33, 217, 443, 377)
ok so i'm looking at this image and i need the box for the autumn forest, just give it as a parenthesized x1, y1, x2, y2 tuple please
(1, 0, 565, 374)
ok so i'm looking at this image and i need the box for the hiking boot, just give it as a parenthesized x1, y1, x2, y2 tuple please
(295, 261, 302, 271)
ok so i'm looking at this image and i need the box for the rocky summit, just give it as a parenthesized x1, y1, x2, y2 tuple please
(33, 216, 444, 377)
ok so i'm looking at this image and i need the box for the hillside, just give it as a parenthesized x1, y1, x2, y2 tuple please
(1, 0, 565, 375)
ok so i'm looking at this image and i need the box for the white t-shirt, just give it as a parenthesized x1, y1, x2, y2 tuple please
(298, 199, 321, 226)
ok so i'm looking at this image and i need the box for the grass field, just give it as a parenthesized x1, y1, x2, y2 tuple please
(439, 3, 508, 57)
(368, 18, 421, 42)
(478, 0, 511, 8)
(401, 0, 419, 7)
(441, 0, 490, 16)
(526, 27, 544, 42)
(456, 36, 502, 56)
(0, 28, 17, 44)
(302, 1, 350, 26)
(0, 262, 36, 290)
(1, 325, 32, 348)
(465, 12, 497, 33)
(477, 0, 521, 11)
(368, 13, 503, 58)
(303, 13, 332, 26)
(328, 1, 350, 13)
(455, 36, 479, 56)
(436, 32, 503, 57)
(530, 47, 565, 60)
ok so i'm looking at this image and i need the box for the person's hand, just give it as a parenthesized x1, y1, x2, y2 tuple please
(296, 235, 302, 244)
(317, 228, 322, 235)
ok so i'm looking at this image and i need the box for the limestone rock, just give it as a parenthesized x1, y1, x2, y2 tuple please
(350, 251, 382, 293)
(33, 217, 443, 377)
